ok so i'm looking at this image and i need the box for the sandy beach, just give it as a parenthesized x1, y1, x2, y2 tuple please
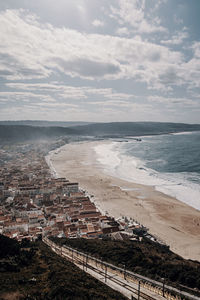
(49, 141, 200, 261)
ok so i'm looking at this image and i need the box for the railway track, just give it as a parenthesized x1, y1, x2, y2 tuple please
(44, 238, 166, 300)
(66, 252, 156, 300)
(43, 237, 199, 300)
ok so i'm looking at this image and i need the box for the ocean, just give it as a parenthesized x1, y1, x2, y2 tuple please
(94, 131, 200, 211)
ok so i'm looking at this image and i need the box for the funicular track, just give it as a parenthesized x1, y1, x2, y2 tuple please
(62, 246, 154, 300)
(43, 237, 199, 300)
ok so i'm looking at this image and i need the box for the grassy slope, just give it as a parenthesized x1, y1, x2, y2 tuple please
(52, 237, 200, 293)
(0, 235, 127, 300)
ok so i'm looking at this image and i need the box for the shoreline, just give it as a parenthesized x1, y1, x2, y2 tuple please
(48, 140, 200, 261)
(94, 139, 200, 211)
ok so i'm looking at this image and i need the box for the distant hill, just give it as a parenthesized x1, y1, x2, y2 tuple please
(0, 122, 200, 142)
(0, 125, 76, 142)
(72, 121, 200, 137)
(0, 120, 93, 127)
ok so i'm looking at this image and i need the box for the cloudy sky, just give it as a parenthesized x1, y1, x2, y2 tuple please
(0, 0, 200, 123)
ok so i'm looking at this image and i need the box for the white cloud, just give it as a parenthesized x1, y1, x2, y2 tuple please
(148, 95, 200, 108)
(90, 101, 154, 116)
(5, 82, 134, 102)
(192, 42, 200, 58)
(92, 19, 104, 27)
(173, 15, 183, 25)
(161, 30, 188, 46)
(179, 43, 200, 89)
(153, 0, 167, 11)
(34, 102, 78, 108)
(0, 1, 199, 123)
(0, 91, 55, 102)
(0, 9, 187, 91)
(116, 27, 129, 36)
(0, 104, 89, 122)
(0, 6, 199, 120)
(110, 0, 167, 34)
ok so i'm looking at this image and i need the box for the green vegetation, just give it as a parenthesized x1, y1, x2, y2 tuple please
(52, 237, 200, 294)
(1, 122, 200, 143)
(0, 235, 127, 300)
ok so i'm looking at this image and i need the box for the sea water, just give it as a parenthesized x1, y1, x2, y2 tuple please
(94, 131, 200, 211)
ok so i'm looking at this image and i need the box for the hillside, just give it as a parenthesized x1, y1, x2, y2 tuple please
(0, 120, 93, 127)
(72, 121, 200, 136)
(0, 235, 126, 300)
(52, 237, 200, 297)
(1, 122, 200, 142)
(0, 125, 76, 142)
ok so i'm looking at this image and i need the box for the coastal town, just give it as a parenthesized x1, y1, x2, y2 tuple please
(1, 142, 200, 300)
(0, 141, 162, 245)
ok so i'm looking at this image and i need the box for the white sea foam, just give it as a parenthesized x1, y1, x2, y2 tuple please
(171, 131, 199, 135)
(94, 142, 200, 211)
(45, 150, 59, 178)
(94, 143, 121, 174)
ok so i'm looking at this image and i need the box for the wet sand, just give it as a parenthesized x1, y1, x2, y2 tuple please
(48, 141, 200, 261)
